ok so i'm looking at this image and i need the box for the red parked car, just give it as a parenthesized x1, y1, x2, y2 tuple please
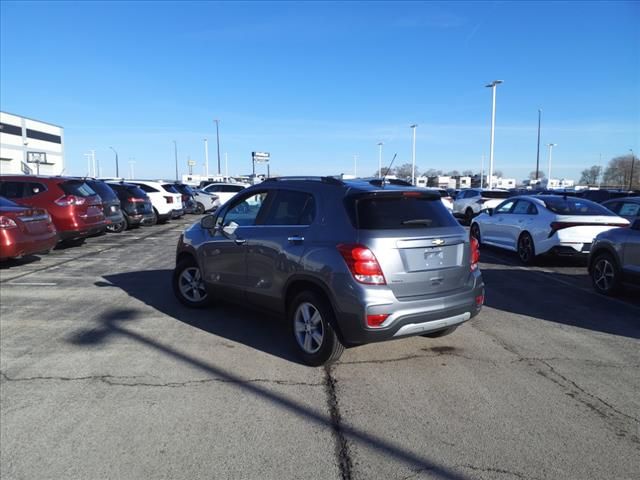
(0, 196, 58, 261)
(0, 176, 107, 242)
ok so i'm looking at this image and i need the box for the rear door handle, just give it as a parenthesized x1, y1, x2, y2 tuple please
(234, 238, 246, 245)
(288, 236, 305, 244)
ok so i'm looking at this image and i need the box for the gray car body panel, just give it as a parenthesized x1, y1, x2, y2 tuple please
(589, 223, 640, 283)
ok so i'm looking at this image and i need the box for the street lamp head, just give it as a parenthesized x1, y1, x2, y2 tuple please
(377, 142, 383, 146)
(485, 80, 503, 88)
(547, 143, 557, 147)
(410, 124, 417, 128)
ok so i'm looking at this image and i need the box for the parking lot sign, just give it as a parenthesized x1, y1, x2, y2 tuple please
(252, 151, 270, 163)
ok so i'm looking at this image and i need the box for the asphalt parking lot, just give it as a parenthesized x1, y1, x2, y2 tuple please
(1, 216, 639, 480)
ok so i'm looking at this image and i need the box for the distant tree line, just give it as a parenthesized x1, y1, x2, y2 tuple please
(373, 165, 497, 180)
(579, 153, 639, 189)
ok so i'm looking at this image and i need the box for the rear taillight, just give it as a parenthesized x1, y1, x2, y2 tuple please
(548, 221, 629, 237)
(0, 216, 18, 229)
(337, 244, 386, 285)
(55, 195, 86, 206)
(476, 294, 484, 306)
(128, 197, 145, 203)
(366, 314, 389, 328)
(164, 196, 174, 204)
(470, 236, 480, 271)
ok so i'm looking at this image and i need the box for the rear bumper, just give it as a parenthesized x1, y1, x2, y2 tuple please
(171, 209, 185, 218)
(332, 270, 484, 345)
(125, 211, 155, 226)
(104, 211, 124, 225)
(59, 225, 106, 241)
(0, 230, 59, 260)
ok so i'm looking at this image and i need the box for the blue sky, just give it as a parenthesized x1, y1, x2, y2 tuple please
(1, 1, 638, 181)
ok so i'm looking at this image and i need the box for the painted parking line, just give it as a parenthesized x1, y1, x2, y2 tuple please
(7, 282, 58, 286)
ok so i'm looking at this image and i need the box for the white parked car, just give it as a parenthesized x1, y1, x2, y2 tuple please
(115, 180, 183, 224)
(193, 189, 221, 213)
(201, 183, 247, 207)
(422, 188, 454, 212)
(453, 189, 511, 223)
(470, 195, 630, 264)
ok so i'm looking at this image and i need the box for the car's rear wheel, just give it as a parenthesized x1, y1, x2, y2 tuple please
(289, 291, 344, 366)
(591, 252, 621, 295)
(106, 220, 125, 233)
(470, 223, 481, 245)
(173, 258, 210, 308)
(517, 232, 536, 265)
(421, 326, 458, 338)
(195, 202, 205, 215)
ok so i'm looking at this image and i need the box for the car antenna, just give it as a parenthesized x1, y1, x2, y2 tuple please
(380, 153, 398, 188)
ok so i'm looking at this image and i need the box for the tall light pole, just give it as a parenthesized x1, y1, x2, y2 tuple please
(410, 124, 417, 185)
(128, 158, 135, 179)
(630, 149, 635, 190)
(535, 109, 542, 180)
(173, 140, 178, 181)
(214, 119, 221, 175)
(109, 147, 119, 177)
(204, 138, 210, 177)
(485, 80, 503, 189)
(546, 143, 557, 182)
(377, 142, 384, 178)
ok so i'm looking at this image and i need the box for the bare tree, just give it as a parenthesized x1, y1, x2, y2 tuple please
(446, 170, 460, 177)
(578, 165, 602, 185)
(603, 154, 639, 189)
(423, 168, 441, 177)
(394, 163, 417, 180)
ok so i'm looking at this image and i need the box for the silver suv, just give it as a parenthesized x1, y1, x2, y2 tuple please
(173, 177, 484, 365)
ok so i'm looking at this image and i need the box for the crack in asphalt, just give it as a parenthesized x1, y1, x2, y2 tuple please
(323, 365, 354, 480)
(338, 348, 496, 366)
(0, 371, 322, 388)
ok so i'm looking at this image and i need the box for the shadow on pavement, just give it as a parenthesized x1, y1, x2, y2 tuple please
(0, 255, 43, 269)
(66, 306, 472, 480)
(98, 269, 301, 364)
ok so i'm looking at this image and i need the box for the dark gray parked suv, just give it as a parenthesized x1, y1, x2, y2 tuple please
(173, 177, 484, 365)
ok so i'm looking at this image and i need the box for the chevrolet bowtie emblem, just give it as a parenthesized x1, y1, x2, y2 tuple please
(432, 239, 445, 246)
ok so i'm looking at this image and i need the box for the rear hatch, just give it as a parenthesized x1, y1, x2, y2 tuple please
(0, 203, 53, 235)
(87, 180, 121, 219)
(350, 190, 470, 298)
(160, 184, 183, 209)
(59, 180, 104, 225)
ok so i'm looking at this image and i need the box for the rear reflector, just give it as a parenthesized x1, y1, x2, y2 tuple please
(337, 243, 386, 285)
(367, 314, 389, 327)
(476, 295, 484, 306)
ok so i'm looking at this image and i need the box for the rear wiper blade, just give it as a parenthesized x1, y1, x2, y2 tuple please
(401, 219, 433, 226)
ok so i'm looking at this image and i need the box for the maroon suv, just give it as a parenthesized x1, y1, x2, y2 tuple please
(0, 176, 107, 241)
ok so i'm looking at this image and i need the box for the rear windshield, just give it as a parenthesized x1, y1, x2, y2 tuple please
(60, 180, 96, 197)
(543, 197, 615, 216)
(176, 184, 195, 195)
(108, 183, 148, 199)
(162, 184, 180, 193)
(481, 191, 510, 199)
(356, 195, 459, 229)
(87, 181, 117, 201)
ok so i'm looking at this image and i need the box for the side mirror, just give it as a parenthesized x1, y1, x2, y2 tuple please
(485, 208, 494, 216)
(200, 214, 216, 230)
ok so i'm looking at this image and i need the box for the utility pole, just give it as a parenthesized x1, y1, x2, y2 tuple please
(109, 147, 119, 177)
(485, 80, 503, 189)
(204, 138, 209, 177)
(214, 119, 221, 175)
(535, 109, 541, 180)
(128, 158, 135, 179)
(377, 142, 384, 178)
(546, 143, 557, 182)
(225, 152, 229, 177)
(410, 124, 417, 185)
(630, 149, 635, 190)
(173, 140, 178, 181)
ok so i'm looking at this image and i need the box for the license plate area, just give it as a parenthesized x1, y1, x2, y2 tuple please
(401, 245, 461, 272)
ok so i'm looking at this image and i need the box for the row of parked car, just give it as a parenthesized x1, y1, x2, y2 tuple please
(0, 175, 241, 262)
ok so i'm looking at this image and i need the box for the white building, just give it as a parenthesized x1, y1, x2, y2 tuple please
(542, 178, 575, 189)
(0, 111, 64, 175)
(496, 177, 517, 189)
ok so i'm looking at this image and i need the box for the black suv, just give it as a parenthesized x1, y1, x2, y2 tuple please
(84, 179, 125, 233)
(106, 182, 154, 229)
(173, 177, 484, 365)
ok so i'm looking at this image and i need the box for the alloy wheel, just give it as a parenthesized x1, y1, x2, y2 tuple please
(518, 234, 533, 263)
(178, 267, 207, 302)
(293, 302, 324, 354)
(593, 258, 615, 292)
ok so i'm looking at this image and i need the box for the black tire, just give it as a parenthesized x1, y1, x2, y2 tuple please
(123, 215, 131, 230)
(465, 208, 475, 225)
(470, 223, 481, 245)
(195, 202, 205, 215)
(288, 291, 344, 366)
(172, 257, 211, 308)
(156, 208, 169, 224)
(421, 326, 458, 338)
(590, 252, 621, 296)
(517, 232, 536, 265)
(106, 220, 125, 233)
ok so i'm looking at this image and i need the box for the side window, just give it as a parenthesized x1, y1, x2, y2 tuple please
(0, 181, 25, 198)
(495, 200, 515, 214)
(619, 202, 640, 217)
(223, 191, 270, 227)
(527, 202, 538, 215)
(137, 184, 157, 193)
(261, 190, 316, 226)
(512, 200, 531, 215)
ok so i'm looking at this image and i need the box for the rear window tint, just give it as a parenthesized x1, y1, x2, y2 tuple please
(481, 191, 510, 199)
(60, 181, 96, 197)
(87, 181, 117, 201)
(543, 197, 615, 216)
(356, 195, 458, 229)
(161, 184, 180, 193)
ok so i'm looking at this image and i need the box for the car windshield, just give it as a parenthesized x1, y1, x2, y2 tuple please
(543, 197, 615, 216)
(355, 195, 458, 229)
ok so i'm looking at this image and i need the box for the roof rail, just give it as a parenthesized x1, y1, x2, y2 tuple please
(262, 176, 344, 186)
